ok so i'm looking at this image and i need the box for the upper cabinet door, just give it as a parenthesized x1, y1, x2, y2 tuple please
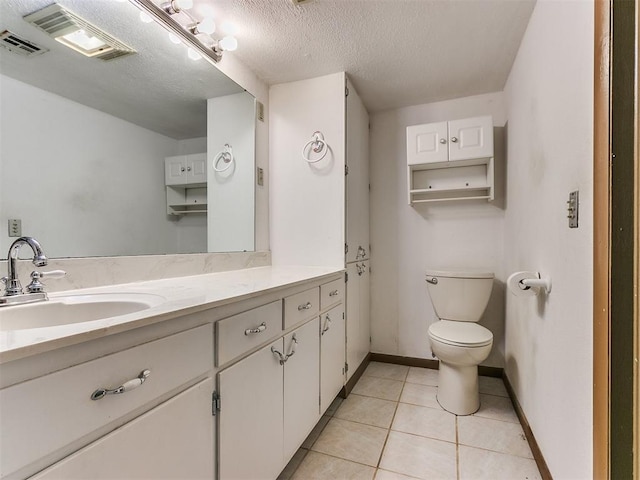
(447, 116, 494, 162)
(186, 153, 207, 184)
(165, 155, 186, 185)
(406, 121, 448, 165)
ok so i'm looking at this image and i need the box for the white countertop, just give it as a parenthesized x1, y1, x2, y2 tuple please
(0, 265, 343, 364)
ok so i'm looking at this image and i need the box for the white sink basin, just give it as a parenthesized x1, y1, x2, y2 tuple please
(0, 293, 165, 331)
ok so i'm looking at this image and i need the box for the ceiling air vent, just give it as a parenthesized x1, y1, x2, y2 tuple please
(0, 30, 48, 57)
(23, 3, 136, 61)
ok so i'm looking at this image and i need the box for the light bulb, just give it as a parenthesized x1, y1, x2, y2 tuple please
(220, 21, 237, 36)
(219, 35, 237, 51)
(174, 0, 193, 10)
(139, 11, 153, 23)
(198, 17, 216, 35)
(168, 33, 181, 44)
(187, 48, 202, 60)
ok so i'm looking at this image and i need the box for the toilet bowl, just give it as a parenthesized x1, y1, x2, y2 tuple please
(425, 269, 494, 415)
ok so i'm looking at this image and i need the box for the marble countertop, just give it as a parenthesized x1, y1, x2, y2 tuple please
(0, 265, 343, 364)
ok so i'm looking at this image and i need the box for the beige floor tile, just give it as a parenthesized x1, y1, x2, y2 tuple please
(363, 362, 409, 381)
(278, 448, 308, 480)
(379, 431, 457, 480)
(458, 415, 533, 458)
(405, 367, 439, 386)
(391, 403, 456, 443)
(311, 418, 388, 467)
(399, 382, 440, 409)
(291, 451, 376, 480)
(352, 376, 404, 401)
(335, 394, 398, 428)
(473, 394, 519, 423)
(458, 445, 541, 480)
(478, 376, 509, 397)
(374, 469, 422, 480)
(302, 415, 331, 449)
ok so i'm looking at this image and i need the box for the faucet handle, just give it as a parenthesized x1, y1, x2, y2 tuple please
(26, 270, 66, 293)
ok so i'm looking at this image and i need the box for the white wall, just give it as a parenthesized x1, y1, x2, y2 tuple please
(207, 92, 255, 252)
(0, 74, 201, 258)
(370, 92, 507, 367)
(503, 1, 593, 478)
(269, 72, 346, 267)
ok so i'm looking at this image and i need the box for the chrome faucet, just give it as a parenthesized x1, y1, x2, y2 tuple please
(0, 237, 57, 306)
(3, 236, 48, 296)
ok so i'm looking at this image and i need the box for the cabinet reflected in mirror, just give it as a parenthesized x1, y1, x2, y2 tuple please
(0, 0, 255, 258)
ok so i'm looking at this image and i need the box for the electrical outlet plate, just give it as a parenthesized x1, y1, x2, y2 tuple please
(8, 219, 21, 237)
(257, 167, 264, 186)
(568, 191, 579, 228)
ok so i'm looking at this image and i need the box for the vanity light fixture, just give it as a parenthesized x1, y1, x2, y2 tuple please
(130, 0, 238, 63)
(23, 3, 136, 61)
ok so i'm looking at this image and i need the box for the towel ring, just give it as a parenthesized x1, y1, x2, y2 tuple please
(214, 144, 234, 172)
(302, 131, 329, 163)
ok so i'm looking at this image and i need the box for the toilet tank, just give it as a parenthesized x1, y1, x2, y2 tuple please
(425, 269, 494, 322)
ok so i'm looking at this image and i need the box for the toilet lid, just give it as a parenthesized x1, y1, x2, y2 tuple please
(428, 321, 493, 347)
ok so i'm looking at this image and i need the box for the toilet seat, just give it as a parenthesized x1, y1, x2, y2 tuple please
(428, 320, 493, 347)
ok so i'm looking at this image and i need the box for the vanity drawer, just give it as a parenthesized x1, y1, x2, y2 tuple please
(283, 287, 320, 329)
(216, 300, 283, 367)
(320, 278, 344, 310)
(0, 324, 212, 479)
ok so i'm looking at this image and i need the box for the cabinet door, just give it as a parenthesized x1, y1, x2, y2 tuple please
(32, 378, 214, 479)
(346, 78, 370, 263)
(406, 121, 448, 165)
(448, 116, 494, 161)
(218, 339, 284, 480)
(186, 153, 207, 184)
(320, 305, 346, 412)
(358, 261, 371, 365)
(283, 318, 321, 461)
(346, 263, 360, 381)
(165, 155, 186, 185)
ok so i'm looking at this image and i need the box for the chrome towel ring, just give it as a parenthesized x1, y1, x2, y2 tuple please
(302, 131, 329, 163)
(214, 144, 234, 172)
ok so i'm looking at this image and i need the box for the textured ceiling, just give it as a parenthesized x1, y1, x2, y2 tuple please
(206, 0, 536, 112)
(0, 0, 535, 138)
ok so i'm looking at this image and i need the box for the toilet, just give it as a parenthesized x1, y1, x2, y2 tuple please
(425, 269, 494, 415)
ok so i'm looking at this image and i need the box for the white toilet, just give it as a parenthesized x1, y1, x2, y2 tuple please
(425, 269, 494, 415)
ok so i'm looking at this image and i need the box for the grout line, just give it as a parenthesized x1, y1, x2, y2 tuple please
(374, 378, 405, 473)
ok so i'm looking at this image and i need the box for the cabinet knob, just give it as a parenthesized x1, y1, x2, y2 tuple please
(439, 138, 447, 144)
(187, 166, 192, 171)
(180, 167, 185, 172)
(451, 137, 458, 143)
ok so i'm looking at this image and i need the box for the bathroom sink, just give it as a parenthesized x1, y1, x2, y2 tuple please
(0, 293, 165, 331)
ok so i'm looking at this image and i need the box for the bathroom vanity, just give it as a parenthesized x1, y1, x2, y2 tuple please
(0, 266, 345, 479)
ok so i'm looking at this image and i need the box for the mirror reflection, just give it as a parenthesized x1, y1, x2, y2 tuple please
(0, 0, 256, 258)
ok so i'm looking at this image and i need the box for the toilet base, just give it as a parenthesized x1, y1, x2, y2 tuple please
(436, 362, 480, 415)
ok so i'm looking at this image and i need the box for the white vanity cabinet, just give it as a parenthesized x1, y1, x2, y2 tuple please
(320, 304, 346, 412)
(31, 378, 215, 479)
(406, 115, 495, 204)
(0, 324, 213, 480)
(165, 153, 208, 215)
(217, 318, 321, 480)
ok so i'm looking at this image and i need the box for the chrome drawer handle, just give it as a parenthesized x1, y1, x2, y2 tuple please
(90, 369, 151, 401)
(329, 290, 339, 297)
(244, 322, 267, 335)
(271, 335, 298, 365)
(298, 302, 312, 311)
(321, 314, 332, 335)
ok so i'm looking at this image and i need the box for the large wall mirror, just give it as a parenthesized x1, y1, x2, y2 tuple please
(0, 0, 256, 258)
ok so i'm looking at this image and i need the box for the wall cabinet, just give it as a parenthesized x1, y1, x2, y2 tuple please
(165, 153, 208, 215)
(406, 115, 495, 204)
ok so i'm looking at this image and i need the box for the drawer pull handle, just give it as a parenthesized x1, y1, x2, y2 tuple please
(321, 314, 332, 335)
(244, 322, 267, 335)
(329, 290, 339, 297)
(90, 370, 151, 401)
(298, 302, 312, 311)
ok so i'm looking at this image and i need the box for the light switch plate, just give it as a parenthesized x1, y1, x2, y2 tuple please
(257, 167, 264, 186)
(8, 219, 21, 237)
(568, 191, 579, 228)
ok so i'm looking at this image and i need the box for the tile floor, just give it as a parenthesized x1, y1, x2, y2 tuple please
(278, 362, 542, 480)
